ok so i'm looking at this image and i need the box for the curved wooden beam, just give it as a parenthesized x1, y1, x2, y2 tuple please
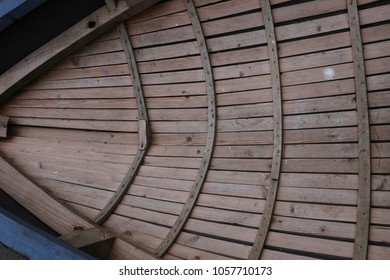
(154, 0, 217, 257)
(94, 14, 151, 224)
(347, 0, 371, 260)
(249, 0, 283, 260)
(0, 0, 161, 105)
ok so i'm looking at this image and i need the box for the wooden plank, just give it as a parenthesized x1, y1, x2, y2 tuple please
(155, 0, 216, 257)
(5, 126, 137, 145)
(279, 173, 358, 189)
(0, 152, 156, 259)
(14, 87, 134, 100)
(8, 117, 138, 132)
(266, 231, 353, 259)
(249, 0, 282, 260)
(282, 158, 358, 174)
(278, 187, 357, 205)
(0, 0, 162, 105)
(0, 115, 8, 138)
(284, 111, 357, 130)
(4, 98, 137, 109)
(348, 0, 371, 260)
(0, 154, 92, 234)
(274, 202, 357, 222)
(284, 143, 357, 158)
(0, 107, 138, 121)
(271, 215, 355, 240)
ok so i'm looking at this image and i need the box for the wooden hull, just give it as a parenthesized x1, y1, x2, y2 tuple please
(0, 0, 389, 259)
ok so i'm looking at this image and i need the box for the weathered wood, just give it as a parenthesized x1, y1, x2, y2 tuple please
(155, 0, 217, 257)
(92, 1, 151, 225)
(249, 0, 283, 260)
(0, 152, 156, 259)
(0, 0, 162, 105)
(348, 0, 371, 260)
(266, 231, 353, 259)
(0, 115, 8, 138)
(60, 228, 115, 259)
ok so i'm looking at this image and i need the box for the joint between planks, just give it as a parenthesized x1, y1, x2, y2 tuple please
(249, 0, 283, 260)
(154, 0, 217, 258)
(347, 0, 371, 260)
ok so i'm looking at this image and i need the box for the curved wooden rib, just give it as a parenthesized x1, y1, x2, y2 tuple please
(348, 0, 371, 260)
(93, 21, 151, 225)
(154, 0, 217, 258)
(249, 0, 283, 260)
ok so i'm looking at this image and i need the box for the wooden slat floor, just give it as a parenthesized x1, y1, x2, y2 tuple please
(0, 0, 389, 259)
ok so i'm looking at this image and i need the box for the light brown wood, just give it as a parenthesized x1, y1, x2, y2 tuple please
(155, 0, 216, 257)
(249, 0, 282, 260)
(348, 0, 371, 260)
(0, 152, 156, 259)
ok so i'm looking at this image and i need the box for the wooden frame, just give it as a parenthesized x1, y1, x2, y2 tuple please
(249, 0, 283, 260)
(0, 0, 161, 105)
(93, 1, 151, 225)
(154, 0, 217, 257)
(0, 152, 156, 259)
(348, 0, 371, 260)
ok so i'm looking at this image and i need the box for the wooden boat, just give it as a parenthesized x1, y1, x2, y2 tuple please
(0, 0, 389, 260)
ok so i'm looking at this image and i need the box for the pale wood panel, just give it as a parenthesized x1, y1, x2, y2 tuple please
(274, 202, 357, 222)
(0, 107, 138, 121)
(192, 206, 261, 228)
(6, 126, 137, 144)
(9, 118, 138, 132)
(369, 226, 390, 244)
(284, 127, 358, 144)
(283, 95, 356, 115)
(284, 144, 358, 158)
(270, 215, 355, 240)
(282, 159, 358, 174)
(261, 249, 316, 260)
(277, 187, 357, 205)
(367, 245, 390, 260)
(266, 232, 353, 259)
(4, 98, 136, 109)
(25, 76, 132, 90)
(14, 87, 134, 100)
(279, 173, 358, 189)
(0, 147, 131, 174)
(41, 64, 130, 81)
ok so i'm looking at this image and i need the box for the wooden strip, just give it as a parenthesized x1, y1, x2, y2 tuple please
(0, 115, 8, 138)
(249, 0, 283, 260)
(94, 4, 151, 224)
(348, 0, 371, 260)
(0, 0, 162, 105)
(155, 0, 216, 257)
